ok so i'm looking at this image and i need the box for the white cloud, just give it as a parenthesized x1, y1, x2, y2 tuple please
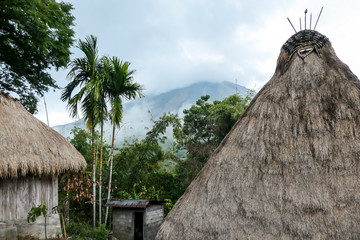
(179, 38, 225, 63)
(32, 0, 360, 127)
(36, 111, 76, 127)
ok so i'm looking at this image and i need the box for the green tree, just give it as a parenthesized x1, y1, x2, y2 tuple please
(177, 93, 253, 187)
(61, 35, 101, 229)
(0, 0, 75, 113)
(69, 127, 93, 162)
(112, 139, 164, 193)
(103, 57, 143, 225)
(148, 93, 254, 190)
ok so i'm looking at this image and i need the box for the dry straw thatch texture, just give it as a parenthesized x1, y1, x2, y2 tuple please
(0, 93, 86, 179)
(156, 30, 360, 239)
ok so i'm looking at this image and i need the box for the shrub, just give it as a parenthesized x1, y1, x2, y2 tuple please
(66, 222, 108, 240)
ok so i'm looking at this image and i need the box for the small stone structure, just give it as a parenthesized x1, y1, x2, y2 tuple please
(107, 199, 165, 240)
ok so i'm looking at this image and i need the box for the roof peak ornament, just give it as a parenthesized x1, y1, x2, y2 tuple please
(287, 6, 324, 33)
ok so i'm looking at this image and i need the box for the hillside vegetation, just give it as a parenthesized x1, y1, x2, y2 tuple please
(53, 81, 248, 144)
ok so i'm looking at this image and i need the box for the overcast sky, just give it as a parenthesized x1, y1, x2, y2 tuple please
(35, 0, 360, 126)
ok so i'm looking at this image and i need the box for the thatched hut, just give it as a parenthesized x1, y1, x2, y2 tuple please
(156, 30, 360, 239)
(0, 92, 86, 239)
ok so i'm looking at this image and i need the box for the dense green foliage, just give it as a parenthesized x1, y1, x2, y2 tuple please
(66, 222, 108, 240)
(59, 127, 109, 222)
(0, 0, 75, 113)
(63, 92, 253, 235)
(111, 138, 182, 201)
(176, 93, 254, 187)
(148, 92, 254, 189)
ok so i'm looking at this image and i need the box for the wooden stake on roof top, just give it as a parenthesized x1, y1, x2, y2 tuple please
(287, 17, 297, 33)
(314, 6, 324, 30)
(288, 8, 323, 32)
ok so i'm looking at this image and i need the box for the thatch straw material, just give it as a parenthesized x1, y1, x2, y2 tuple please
(156, 30, 360, 239)
(0, 93, 86, 178)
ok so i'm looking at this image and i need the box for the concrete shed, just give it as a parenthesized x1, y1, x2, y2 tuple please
(106, 199, 165, 240)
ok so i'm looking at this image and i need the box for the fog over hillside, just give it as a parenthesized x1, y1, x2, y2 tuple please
(53, 81, 249, 146)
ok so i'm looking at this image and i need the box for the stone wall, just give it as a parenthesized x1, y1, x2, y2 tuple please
(112, 209, 135, 240)
(0, 214, 61, 240)
(16, 214, 62, 240)
(144, 205, 164, 240)
(0, 221, 17, 240)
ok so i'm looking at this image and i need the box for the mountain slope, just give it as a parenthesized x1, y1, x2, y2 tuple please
(53, 81, 249, 145)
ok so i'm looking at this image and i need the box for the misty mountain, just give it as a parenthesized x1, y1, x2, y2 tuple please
(53, 81, 249, 145)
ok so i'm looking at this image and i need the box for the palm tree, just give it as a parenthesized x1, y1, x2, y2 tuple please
(103, 56, 144, 225)
(61, 35, 100, 229)
(93, 58, 111, 224)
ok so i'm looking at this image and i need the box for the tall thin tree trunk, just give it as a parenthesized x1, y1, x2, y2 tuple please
(105, 124, 116, 226)
(66, 178, 70, 222)
(91, 126, 96, 229)
(99, 122, 104, 224)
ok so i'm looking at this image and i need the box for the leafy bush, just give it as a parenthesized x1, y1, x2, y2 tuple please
(116, 183, 160, 200)
(164, 199, 173, 217)
(66, 221, 108, 240)
(93, 224, 108, 240)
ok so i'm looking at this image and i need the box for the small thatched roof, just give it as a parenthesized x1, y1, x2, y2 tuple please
(0, 92, 86, 179)
(156, 30, 360, 239)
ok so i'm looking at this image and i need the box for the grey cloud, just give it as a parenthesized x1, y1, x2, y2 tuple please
(35, 0, 360, 126)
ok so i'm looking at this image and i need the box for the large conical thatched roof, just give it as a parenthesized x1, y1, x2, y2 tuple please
(156, 30, 360, 239)
(0, 92, 86, 178)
